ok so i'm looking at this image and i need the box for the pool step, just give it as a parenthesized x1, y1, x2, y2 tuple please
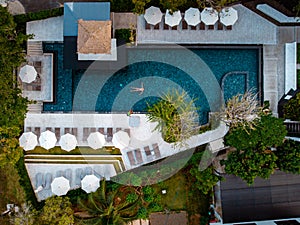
(27, 102, 43, 113)
(27, 41, 43, 56)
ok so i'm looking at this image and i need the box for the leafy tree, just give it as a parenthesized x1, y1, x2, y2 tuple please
(126, 192, 139, 203)
(189, 166, 222, 195)
(225, 113, 287, 150)
(283, 92, 300, 121)
(147, 89, 199, 146)
(39, 196, 74, 225)
(160, 0, 187, 13)
(137, 206, 148, 219)
(222, 149, 278, 185)
(132, 0, 150, 14)
(78, 179, 140, 225)
(198, 0, 239, 11)
(0, 126, 23, 168)
(275, 140, 300, 174)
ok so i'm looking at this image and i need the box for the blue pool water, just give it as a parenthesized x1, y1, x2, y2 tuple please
(43, 44, 260, 124)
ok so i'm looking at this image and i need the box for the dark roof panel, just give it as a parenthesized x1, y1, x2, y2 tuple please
(221, 171, 300, 223)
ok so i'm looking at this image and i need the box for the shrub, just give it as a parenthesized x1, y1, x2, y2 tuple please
(137, 206, 148, 219)
(115, 29, 131, 43)
(283, 92, 300, 121)
(126, 192, 139, 203)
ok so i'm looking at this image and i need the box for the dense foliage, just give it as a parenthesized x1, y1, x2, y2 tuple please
(0, 7, 30, 168)
(132, 0, 150, 14)
(275, 140, 300, 174)
(115, 29, 131, 43)
(159, 0, 187, 13)
(40, 196, 74, 225)
(283, 92, 300, 121)
(225, 113, 287, 150)
(223, 112, 287, 184)
(147, 90, 199, 146)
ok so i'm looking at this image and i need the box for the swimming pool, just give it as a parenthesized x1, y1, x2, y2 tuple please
(43, 44, 260, 124)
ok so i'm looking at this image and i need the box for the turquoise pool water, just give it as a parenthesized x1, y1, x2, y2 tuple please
(43, 44, 260, 124)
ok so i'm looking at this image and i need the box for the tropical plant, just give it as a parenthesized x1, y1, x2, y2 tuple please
(283, 92, 300, 121)
(132, 0, 150, 14)
(197, 0, 239, 11)
(78, 179, 141, 225)
(10, 202, 37, 225)
(275, 140, 300, 174)
(222, 148, 278, 185)
(147, 89, 199, 146)
(39, 196, 74, 225)
(218, 91, 260, 130)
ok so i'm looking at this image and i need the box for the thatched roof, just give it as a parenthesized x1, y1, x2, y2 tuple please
(77, 19, 111, 54)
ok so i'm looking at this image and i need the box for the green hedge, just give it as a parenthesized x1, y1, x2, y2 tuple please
(297, 70, 300, 89)
(14, 8, 63, 33)
(115, 29, 131, 43)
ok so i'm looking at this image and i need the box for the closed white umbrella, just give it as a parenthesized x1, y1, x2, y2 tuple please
(184, 7, 201, 26)
(165, 10, 182, 27)
(51, 176, 70, 196)
(201, 7, 218, 25)
(87, 132, 105, 150)
(19, 65, 37, 83)
(81, 174, 100, 193)
(144, 6, 163, 25)
(39, 130, 57, 150)
(19, 132, 38, 151)
(59, 133, 77, 151)
(219, 7, 238, 26)
(112, 130, 130, 150)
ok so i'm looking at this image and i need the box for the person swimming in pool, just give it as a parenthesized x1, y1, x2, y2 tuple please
(130, 82, 144, 95)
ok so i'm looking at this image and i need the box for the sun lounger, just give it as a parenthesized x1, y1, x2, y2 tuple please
(35, 173, 44, 189)
(134, 149, 143, 164)
(182, 20, 188, 30)
(55, 128, 60, 140)
(34, 127, 40, 137)
(190, 25, 197, 30)
(218, 22, 223, 30)
(154, 23, 159, 30)
(85, 167, 93, 175)
(163, 23, 169, 30)
(71, 128, 78, 137)
(199, 22, 205, 30)
(226, 25, 232, 30)
(46, 127, 52, 131)
(83, 127, 89, 141)
(44, 173, 52, 190)
(144, 146, 152, 156)
(124, 128, 130, 136)
(116, 128, 122, 132)
(26, 127, 32, 132)
(75, 168, 84, 186)
(107, 128, 113, 142)
(208, 25, 214, 30)
(98, 128, 105, 134)
(152, 143, 161, 158)
(64, 128, 71, 134)
(171, 26, 177, 30)
(56, 170, 64, 177)
(145, 21, 151, 30)
(65, 169, 72, 183)
(90, 128, 96, 133)
(127, 151, 136, 166)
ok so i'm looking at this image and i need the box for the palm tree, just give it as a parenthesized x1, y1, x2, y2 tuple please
(77, 179, 140, 225)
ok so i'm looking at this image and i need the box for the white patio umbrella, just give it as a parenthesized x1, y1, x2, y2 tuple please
(51, 176, 70, 196)
(19, 65, 37, 83)
(59, 133, 77, 151)
(81, 174, 100, 193)
(165, 9, 182, 27)
(112, 130, 130, 150)
(184, 7, 201, 26)
(219, 7, 238, 26)
(87, 132, 105, 150)
(19, 132, 38, 151)
(39, 130, 57, 150)
(144, 6, 163, 25)
(201, 7, 218, 25)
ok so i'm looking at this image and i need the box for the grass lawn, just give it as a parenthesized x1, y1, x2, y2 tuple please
(0, 164, 26, 225)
